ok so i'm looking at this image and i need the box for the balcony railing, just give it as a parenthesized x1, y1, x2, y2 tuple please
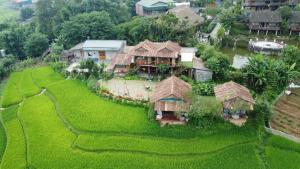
(135, 60, 176, 66)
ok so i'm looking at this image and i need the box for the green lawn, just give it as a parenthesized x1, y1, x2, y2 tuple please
(0, 66, 298, 168)
(0, 0, 19, 22)
(265, 135, 300, 169)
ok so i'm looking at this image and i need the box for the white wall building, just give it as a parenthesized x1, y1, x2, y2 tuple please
(69, 40, 127, 64)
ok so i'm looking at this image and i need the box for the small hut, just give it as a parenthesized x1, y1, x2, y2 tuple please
(214, 81, 255, 121)
(192, 57, 212, 82)
(151, 76, 192, 125)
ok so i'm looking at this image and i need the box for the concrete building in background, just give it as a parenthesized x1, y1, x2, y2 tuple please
(136, 0, 175, 16)
(68, 40, 127, 64)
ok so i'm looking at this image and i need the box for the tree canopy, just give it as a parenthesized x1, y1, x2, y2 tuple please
(61, 11, 114, 48)
(24, 33, 49, 58)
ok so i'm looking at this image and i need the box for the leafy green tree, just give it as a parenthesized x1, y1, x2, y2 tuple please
(278, 5, 292, 20)
(218, 8, 236, 29)
(205, 54, 230, 81)
(280, 45, 300, 71)
(20, 8, 34, 21)
(189, 96, 222, 127)
(80, 59, 100, 79)
(295, 4, 300, 11)
(217, 26, 225, 41)
(114, 14, 197, 46)
(24, 33, 49, 58)
(36, 0, 67, 39)
(1, 27, 26, 59)
(243, 55, 298, 93)
(61, 11, 114, 48)
(0, 56, 16, 79)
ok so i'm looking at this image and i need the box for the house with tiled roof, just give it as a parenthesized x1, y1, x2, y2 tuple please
(107, 40, 200, 77)
(151, 76, 192, 125)
(136, 0, 175, 16)
(129, 40, 183, 74)
(214, 81, 255, 122)
(249, 10, 282, 35)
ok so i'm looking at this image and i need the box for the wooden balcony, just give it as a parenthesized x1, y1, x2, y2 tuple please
(135, 58, 177, 67)
(249, 24, 280, 31)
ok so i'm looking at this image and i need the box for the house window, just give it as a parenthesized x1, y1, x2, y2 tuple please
(99, 51, 106, 60)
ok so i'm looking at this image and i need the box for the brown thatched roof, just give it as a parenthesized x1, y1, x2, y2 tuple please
(168, 6, 204, 26)
(214, 81, 255, 105)
(151, 76, 192, 102)
(290, 11, 300, 23)
(130, 40, 182, 58)
(249, 10, 282, 23)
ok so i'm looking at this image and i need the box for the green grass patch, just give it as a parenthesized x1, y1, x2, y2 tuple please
(18, 69, 41, 97)
(265, 135, 300, 169)
(1, 72, 23, 107)
(75, 131, 254, 155)
(1, 69, 42, 107)
(16, 94, 262, 169)
(0, 0, 19, 22)
(47, 80, 156, 134)
(31, 66, 65, 88)
(0, 106, 27, 169)
(0, 120, 6, 163)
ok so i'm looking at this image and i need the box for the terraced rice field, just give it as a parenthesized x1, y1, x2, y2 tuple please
(271, 88, 300, 138)
(0, 66, 299, 168)
(0, 0, 19, 22)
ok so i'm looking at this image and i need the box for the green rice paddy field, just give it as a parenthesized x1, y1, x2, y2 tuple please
(0, 0, 19, 22)
(0, 66, 299, 169)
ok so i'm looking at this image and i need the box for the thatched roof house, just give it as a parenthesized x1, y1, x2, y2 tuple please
(249, 10, 282, 34)
(289, 11, 300, 33)
(214, 81, 255, 111)
(168, 5, 204, 26)
(151, 76, 192, 113)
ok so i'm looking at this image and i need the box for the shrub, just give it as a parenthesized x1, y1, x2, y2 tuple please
(189, 96, 223, 127)
(192, 82, 215, 96)
(147, 103, 156, 122)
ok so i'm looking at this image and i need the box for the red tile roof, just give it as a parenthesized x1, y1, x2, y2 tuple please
(151, 76, 192, 102)
(130, 40, 182, 58)
(214, 81, 255, 104)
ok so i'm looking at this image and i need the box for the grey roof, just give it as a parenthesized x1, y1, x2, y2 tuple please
(249, 10, 282, 23)
(181, 47, 198, 53)
(137, 0, 174, 7)
(193, 57, 210, 71)
(168, 6, 204, 26)
(69, 42, 84, 51)
(290, 11, 300, 23)
(83, 40, 126, 51)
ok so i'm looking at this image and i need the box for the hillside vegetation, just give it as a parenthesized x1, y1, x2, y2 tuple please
(0, 66, 299, 168)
